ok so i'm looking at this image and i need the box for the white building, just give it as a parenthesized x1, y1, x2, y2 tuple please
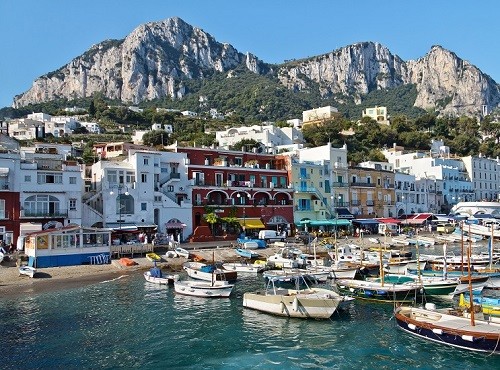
(216, 124, 303, 153)
(85, 149, 193, 239)
(7, 144, 84, 226)
(461, 155, 499, 201)
(79, 121, 102, 134)
(302, 106, 339, 125)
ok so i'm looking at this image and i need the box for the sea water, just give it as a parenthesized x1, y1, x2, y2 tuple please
(1, 240, 499, 369)
(1, 269, 499, 370)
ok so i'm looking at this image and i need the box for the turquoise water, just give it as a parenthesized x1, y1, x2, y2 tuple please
(1, 271, 499, 370)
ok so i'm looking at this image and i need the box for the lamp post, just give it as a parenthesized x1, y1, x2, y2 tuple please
(402, 195, 408, 229)
(110, 185, 129, 231)
(237, 193, 246, 233)
(330, 194, 342, 248)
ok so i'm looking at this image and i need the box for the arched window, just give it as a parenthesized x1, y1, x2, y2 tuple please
(24, 195, 61, 216)
(116, 194, 134, 214)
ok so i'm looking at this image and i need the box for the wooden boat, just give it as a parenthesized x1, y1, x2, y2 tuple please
(175, 247, 190, 259)
(222, 261, 265, 274)
(183, 261, 237, 282)
(174, 279, 234, 298)
(19, 265, 36, 278)
(235, 248, 259, 259)
(336, 278, 423, 303)
(143, 264, 179, 285)
(395, 227, 500, 354)
(146, 252, 162, 262)
(243, 275, 346, 319)
(394, 305, 500, 354)
(119, 257, 137, 267)
(459, 294, 500, 317)
(374, 274, 459, 296)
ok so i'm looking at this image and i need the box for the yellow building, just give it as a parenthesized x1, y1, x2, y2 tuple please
(362, 106, 389, 125)
(348, 165, 396, 218)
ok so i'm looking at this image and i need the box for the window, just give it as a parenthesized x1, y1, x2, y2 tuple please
(69, 177, 77, 185)
(24, 195, 61, 216)
(116, 194, 134, 214)
(167, 185, 174, 192)
(24, 175, 31, 182)
(69, 199, 77, 210)
(144, 158, 149, 165)
(107, 170, 117, 184)
(141, 202, 147, 211)
(141, 173, 147, 183)
(37, 172, 62, 184)
(154, 196, 162, 202)
(0, 199, 4, 218)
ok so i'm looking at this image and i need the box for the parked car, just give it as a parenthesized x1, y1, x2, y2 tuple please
(295, 231, 311, 244)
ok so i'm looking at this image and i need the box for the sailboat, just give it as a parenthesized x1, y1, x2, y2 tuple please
(174, 251, 235, 298)
(394, 231, 500, 354)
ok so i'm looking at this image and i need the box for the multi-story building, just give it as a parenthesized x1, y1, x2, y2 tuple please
(362, 106, 389, 124)
(302, 106, 340, 127)
(349, 164, 396, 218)
(173, 146, 294, 240)
(86, 149, 192, 240)
(215, 124, 303, 153)
(461, 155, 499, 201)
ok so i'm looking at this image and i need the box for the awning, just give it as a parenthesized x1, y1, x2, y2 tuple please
(0, 168, 9, 176)
(406, 213, 434, 225)
(107, 223, 138, 232)
(165, 222, 187, 229)
(377, 218, 401, 224)
(352, 219, 380, 225)
(329, 219, 352, 226)
(335, 207, 354, 219)
(135, 223, 157, 229)
(239, 218, 265, 229)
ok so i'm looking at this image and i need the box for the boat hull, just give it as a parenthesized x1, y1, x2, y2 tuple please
(183, 262, 238, 282)
(395, 306, 500, 354)
(336, 279, 422, 303)
(174, 280, 234, 298)
(143, 271, 179, 285)
(243, 288, 340, 319)
(222, 262, 264, 274)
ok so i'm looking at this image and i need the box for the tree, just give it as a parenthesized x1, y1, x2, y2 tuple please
(204, 213, 219, 238)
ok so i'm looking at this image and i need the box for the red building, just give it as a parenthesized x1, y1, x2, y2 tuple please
(175, 147, 294, 241)
(0, 191, 20, 248)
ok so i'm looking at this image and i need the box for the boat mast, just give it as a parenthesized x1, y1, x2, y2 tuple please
(467, 226, 475, 326)
(442, 242, 447, 280)
(379, 245, 384, 287)
(489, 225, 494, 270)
(416, 241, 422, 284)
(460, 221, 464, 276)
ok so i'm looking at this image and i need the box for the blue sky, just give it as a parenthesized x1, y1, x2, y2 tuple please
(1, 0, 498, 108)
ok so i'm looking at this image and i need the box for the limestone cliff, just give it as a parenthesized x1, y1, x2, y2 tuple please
(13, 18, 500, 117)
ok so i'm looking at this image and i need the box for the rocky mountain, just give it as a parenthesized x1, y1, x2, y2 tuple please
(13, 17, 500, 117)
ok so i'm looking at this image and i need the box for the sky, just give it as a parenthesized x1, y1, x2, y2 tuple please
(1, 0, 498, 108)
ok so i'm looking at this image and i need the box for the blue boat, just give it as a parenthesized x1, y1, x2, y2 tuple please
(237, 238, 266, 249)
(235, 248, 260, 259)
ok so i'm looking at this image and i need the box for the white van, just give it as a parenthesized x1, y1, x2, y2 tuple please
(258, 230, 286, 242)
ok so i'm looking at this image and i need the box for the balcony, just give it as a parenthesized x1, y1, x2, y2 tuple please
(350, 182, 375, 188)
(332, 182, 348, 187)
(169, 173, 181, 180)
(21, 209, 68, 218)
(366, 200, 375, 206)
(351, 200, 361, 206)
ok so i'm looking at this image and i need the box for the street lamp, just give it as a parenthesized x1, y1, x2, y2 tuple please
(402, 195, 408, 228)
(237, 193, 246, 233)
(110, 185, 129, 230)
(330, 194, 342, 245)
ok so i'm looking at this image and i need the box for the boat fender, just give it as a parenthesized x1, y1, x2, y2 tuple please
(461, 335, 475, 342)
(292, 297, 299, 311)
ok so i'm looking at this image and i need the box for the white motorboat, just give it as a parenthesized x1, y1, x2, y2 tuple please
(222, 261, 265, 274)
(174, 279, 234, 298)
(175, 247, 190, 258)
(243, 275, 346, 319)
(143, 265, 179, 285)
(183, 261, 237, 282)
(19, 265, 36, 278)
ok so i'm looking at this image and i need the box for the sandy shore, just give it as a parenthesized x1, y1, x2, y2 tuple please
(0, 244, 299, 299)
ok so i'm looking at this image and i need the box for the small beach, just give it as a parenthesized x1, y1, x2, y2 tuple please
(0, 242, 296, 298)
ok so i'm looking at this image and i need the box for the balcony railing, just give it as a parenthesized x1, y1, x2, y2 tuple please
(351, 200, 361, 206)
(332, 182, 349, 187)
(169, 173, 181, 180)
(366, 200, 375, 206)
(21, 209, 68, 218)
(350, 182, 375, 188)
